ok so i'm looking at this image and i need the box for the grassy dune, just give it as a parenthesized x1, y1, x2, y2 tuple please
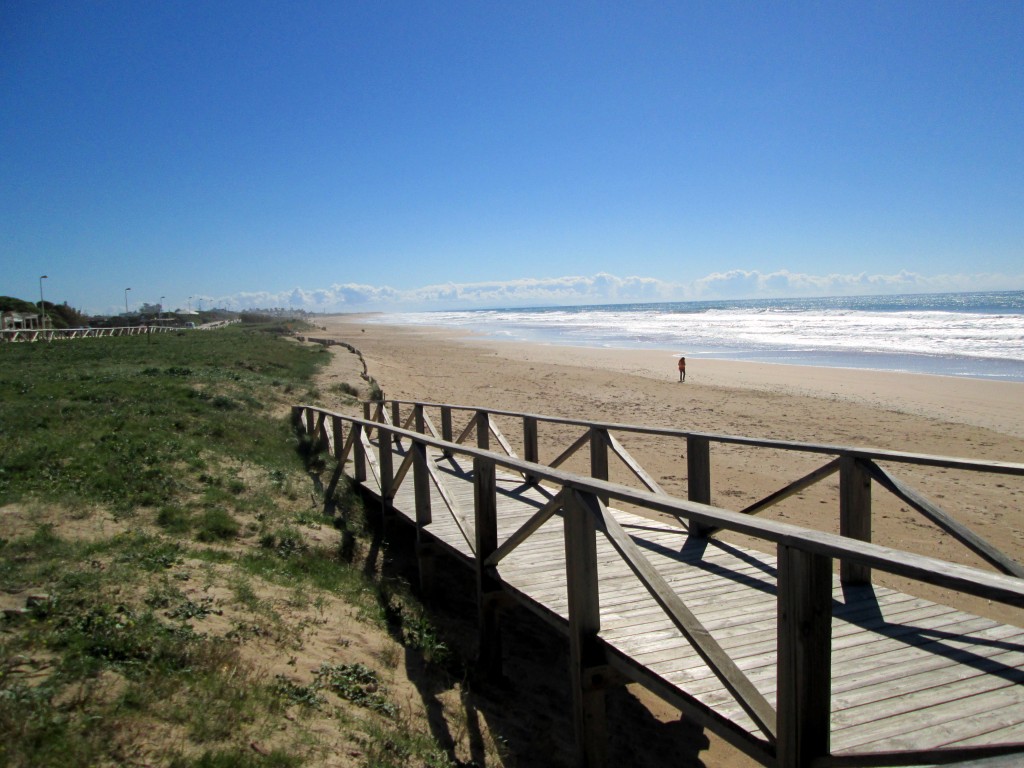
(0, 324, 474, 768)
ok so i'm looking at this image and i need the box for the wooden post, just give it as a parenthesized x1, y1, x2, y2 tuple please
(474, 454, 502, 680)
(565, 490, 607, 768)
(523, 416, 539, 485)
(413, 405, 435, 595)
(362, 401, 372, 440)
(840, 456, 872, 584)
(476, 410, 490, 450)
(776, 544, 832, 768)
(352, 423, 367, 483)
(391, 401, 400, 439)
(304, 408, 316, 436)
(687, 435, 712, 536)
(441, 406, 453, 458)
(378, 417, 394, 521)
(687, 435, 711, 504)
(290, 405, 303, 431)
(590, 428, 609, 505)
(314, 412, 327, 452)
(331, 414, 344, 460)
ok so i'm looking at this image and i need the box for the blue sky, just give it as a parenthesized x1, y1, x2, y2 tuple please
(2, 1, 1022, 315)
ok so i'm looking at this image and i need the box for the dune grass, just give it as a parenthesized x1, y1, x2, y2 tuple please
(0, 324, 465, 768)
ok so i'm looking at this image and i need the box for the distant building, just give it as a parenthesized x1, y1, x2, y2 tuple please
(2, 311, 41, 330)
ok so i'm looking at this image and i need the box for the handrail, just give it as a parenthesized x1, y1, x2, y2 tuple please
(380, 399, 1024, 476)
(294, 402, 1024, 767)
(377, 399, 1024, 581)
(295, 404, 1024, 608)
(0, 325, 180, 342)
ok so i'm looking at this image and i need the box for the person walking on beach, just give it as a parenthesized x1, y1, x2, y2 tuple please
(678, 356, 686, 382)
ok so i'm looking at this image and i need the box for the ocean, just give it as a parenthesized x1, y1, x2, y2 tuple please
(372, 291, 1024, 382)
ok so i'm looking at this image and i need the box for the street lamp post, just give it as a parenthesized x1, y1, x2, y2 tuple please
(124, 287, 131, 316)
(39, 275, 48, 330)
(159, 296, 165, 325)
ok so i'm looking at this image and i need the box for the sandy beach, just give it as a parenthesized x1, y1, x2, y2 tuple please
(313, 315, 1024, 609)
(304, 314, 1024, 766)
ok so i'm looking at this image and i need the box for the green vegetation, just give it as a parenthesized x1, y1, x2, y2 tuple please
(0, 324, 472, 768)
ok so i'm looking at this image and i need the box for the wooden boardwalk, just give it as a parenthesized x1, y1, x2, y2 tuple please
(294, 402, 1024, 768)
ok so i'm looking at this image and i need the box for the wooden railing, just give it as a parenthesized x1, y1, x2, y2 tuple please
(0, 325, 180, 342)
(292, 400, 1024, 768)
(382, 400, 1024, 580)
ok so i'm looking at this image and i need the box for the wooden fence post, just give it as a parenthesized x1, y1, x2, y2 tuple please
(378, 412, 394, 522)
(331, 414, 344, 460)
(352, 423, 366, 484)
(474, 454, 502, 680)
(565, 490, 607, 768)
(840, 456, 872, 584)
(441, 406, 453, 458)
(476, 410, 490, 450)
(362, 401, 372, 440)
(413, 404, 435, 595)
(776, 544, 832, 768)
(687, 435, 712, 536)
(590, 428, 609, 505)
(523, 416, 539, 485)
(391, 401, 401, 436)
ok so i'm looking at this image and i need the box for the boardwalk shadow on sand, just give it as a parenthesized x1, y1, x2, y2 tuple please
(358, 513, 714, 767)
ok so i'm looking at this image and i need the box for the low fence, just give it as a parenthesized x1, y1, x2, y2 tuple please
(0, 325, 180, 343)
(293, 399, 1024, 768)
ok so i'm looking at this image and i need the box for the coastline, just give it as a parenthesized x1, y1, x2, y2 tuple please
(328, 313, 1024, 441)
(315, 314, 1024, 604)
(312, 314, 1024, 767)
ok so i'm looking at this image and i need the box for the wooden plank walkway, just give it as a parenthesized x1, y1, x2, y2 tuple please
(356, 437, 1024, 765)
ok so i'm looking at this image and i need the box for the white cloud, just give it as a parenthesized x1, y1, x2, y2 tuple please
(205, 269, 1024, 312)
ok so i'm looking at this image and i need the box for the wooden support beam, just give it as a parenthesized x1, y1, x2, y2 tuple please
(605, 431, 666, 495)
(489, 417, 518, 459)
(352, 423, 367, 483)
(565, 490, 607, 768)
(441, 406, 454, 443)
(776, 544, 832, 768)
(413, 439, 435, 595)
(840, 456, 872, 584)
(441, 406, 454, 459)
(378, 421, 395, 519)
(590, 428, 610, 506)
(486, 489, 567, 567)
(550, 430, 591, 471)
(590, 493, 777, 742)
(426, 457, 475, 554)
(703, 458, 842, 537)
(455, 412, 479, 447)
(338, 426, 358, 468)
(523, 416, 539, 485)
(687, 434, 711, 505)
(474, 455, 502, 680)
(391, 401, 401, 433)
(864, 460, 1024, 578)
(362, 401, 373, 438)
(331, 414, 344, 459)
(687, 435, 712, 536)
(361, 428, 382, 492)
(315, 412, 329, 453)
(476, 410, 490, 450)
